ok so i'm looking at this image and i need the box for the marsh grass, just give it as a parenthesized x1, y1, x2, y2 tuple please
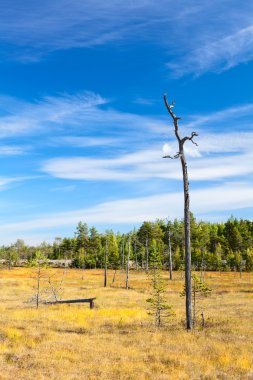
(0, 268, 252, 379)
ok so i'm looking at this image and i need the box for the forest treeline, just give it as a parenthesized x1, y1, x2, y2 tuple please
(1, 214, 253, 271)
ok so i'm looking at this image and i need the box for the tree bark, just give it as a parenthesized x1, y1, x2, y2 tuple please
(36, 265, 41, 309)
(134, 238, 138, 270)
(126, 237, 131, 289)
(121, 239, 125, 270)
(168, 228, 173, 280)
(193, 278, 196, 328)
(163, 95, 198, 330)
(104, 240, 108, 287)
(145, 237, 149, 272)
(112, 268, 117, 284)
(181, 152, 192, 330)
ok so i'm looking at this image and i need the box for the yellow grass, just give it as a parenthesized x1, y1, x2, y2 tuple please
(0, 267, 252, 379)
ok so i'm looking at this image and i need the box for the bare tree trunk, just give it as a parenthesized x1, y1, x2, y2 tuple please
(126, 237, 131, 289)
(168, 228, 173, 280)
(145, 237, 149, 272)
(201, 312, 205, 328)
(163, 95, 198, 331)
(134, 238, 138, 270)
(192, 278, 196, 328)
(81, 264, 85, 280)
(36, 265, 41, 309)
(112, 268, 117, 284)
(121, 240, 125, 270)
(104, 240, 108, 287)
(157, 290, 161, 327)
(8, 249, 12, 270)
(181, 153, 192, 330)
(64, 253, 68, 275)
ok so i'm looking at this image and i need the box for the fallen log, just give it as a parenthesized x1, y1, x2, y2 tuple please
(46, 298, 96, 309)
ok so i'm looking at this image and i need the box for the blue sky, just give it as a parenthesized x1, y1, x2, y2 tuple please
(1, 0, 253, 244)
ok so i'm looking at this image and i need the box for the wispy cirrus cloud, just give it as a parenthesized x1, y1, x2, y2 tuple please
(0, 145, 28, 155)
(1, 0, 253, 76)
(1, 92, 253, 147)
(42, 148, 253, 182)
(41, 99, 253, 183)
(169, 24, 253, 77)
(1, 91, 253, 173)
(31, 95, 253, 181)
(0, 92, 105, 137)
(1, 182, 253, 240)
(184, 103, 253, 131)
(0, 176, 34, 190)
(0, 92, 164, 141)
(0, 0, 182, 59)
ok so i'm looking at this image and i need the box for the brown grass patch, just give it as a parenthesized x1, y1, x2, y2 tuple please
(0, 268, 252, 379)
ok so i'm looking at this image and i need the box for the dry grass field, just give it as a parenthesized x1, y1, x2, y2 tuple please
(0, 267, 252, 380)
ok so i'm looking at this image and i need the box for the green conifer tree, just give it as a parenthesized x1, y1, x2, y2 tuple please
(146, 246, 174, 327)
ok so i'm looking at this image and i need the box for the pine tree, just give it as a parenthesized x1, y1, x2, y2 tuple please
(146, 248, 174, 327)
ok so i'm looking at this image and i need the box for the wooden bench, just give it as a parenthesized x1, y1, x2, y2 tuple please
(46, 298, 96, 309)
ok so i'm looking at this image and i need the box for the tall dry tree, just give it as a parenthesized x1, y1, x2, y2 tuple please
(104, 239, 108, 287)
(167, 223, 173, 281)
(163, 95, 198, 330)
(126, 235, 131, 290)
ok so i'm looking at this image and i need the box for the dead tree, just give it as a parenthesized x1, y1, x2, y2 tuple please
(36, 264, 41, 309)
(112, 268, 117, 284)
(163, 95, 198, 330)
(145, 236, 149, 272)
(126, 236, 131, 289)
(104, 239, 108, 287)
(134, 237, 138, 270)
(121, 238, 125, 270)
(167, 225, 173, 281)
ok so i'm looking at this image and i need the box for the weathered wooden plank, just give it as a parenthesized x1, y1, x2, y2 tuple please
(46, 298, 96, 309)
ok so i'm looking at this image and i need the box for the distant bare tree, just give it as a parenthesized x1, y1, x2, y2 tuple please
(104, 239, 108, 287)
(167, 223, 173, 281)
(163, 95, 198, 330)
(45, 271, 65, 302)
(126, 236, 131, 289)
(145, 236, 149, 272)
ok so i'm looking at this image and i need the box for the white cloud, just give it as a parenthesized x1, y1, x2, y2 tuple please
(162, 143, 171, 156)
(0, 176, 33, 189)
(42, 145, 253, 182)
(1, 182, 253, 241)
(0, 92, 165, 140)
(0, 92, 106, 137)
(1, 0, 253, 76)
(198, 132, 253, 154)
(1, 92, 252, 186)
(0, 145, 28, 155)
(0, 1, 177, 60)
(184, 103, 253, 131)
(0, 1, 203, 50)
(168, 24, 253, 77)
